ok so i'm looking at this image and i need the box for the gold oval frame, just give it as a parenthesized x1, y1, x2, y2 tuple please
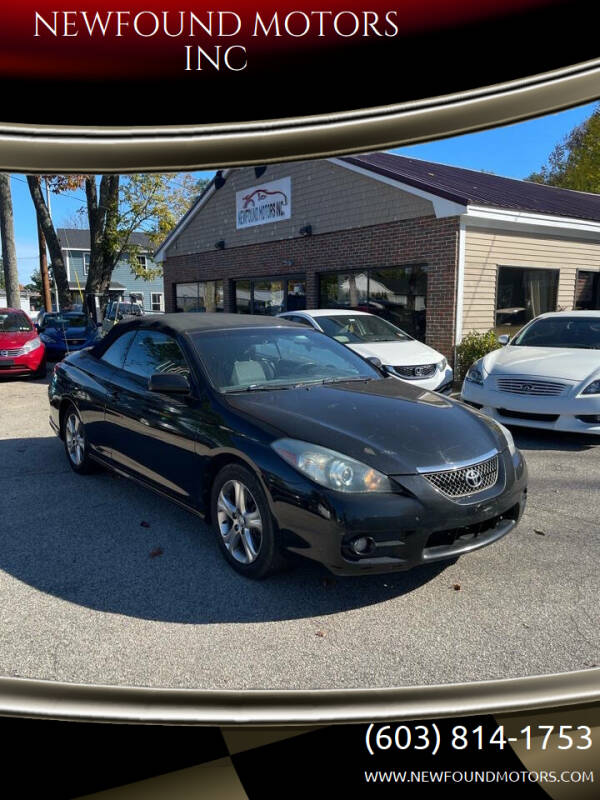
(1, 55, 599, 723)
(0, 57, 599, 171)
(1, 670, 599, 725)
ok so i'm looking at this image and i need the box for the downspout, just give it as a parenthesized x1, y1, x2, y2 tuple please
(453, 218, 466, 371)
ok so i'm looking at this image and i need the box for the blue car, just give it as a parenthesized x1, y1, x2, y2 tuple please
(37, 311, 99, 360)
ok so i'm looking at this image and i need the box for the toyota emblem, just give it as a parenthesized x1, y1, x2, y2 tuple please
(522, 384, 534, 393)
(0, 350, 7, 358)
(464, 468, 483, 489)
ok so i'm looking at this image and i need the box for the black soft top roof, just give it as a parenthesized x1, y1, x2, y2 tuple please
(91, 312, 301, 358)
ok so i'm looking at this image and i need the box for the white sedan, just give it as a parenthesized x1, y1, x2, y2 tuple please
(461, 311, 600, 435)
(277, 309, 453, 393)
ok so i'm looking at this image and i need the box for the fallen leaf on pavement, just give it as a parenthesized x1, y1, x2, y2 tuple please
(453, 583, 461, 591)
(150, 547, 163, 558)
(315, 630, 326, 637)
(534, 529, 545, 536)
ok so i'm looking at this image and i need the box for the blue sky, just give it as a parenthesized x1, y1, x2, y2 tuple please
(6, 100, 598, 285)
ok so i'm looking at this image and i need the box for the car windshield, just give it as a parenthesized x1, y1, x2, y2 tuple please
(0, 312, 32, 332)
(44, 314, 88, 329)
(317, 314, 412, 344)
(191, 328, 381, 392)
(512, 317, 600, 349)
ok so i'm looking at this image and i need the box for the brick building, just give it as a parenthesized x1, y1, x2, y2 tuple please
(155, 153, 600, 361)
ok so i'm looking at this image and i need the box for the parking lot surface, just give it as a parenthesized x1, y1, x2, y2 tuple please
(0, 375, 598, 690)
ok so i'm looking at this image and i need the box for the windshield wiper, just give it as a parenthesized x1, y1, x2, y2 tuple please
(224, 383, 294, 393)
(321, 376, 375, 384)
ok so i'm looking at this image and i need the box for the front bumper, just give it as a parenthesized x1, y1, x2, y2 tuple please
(389, 365, 454, 394)
(42, 341, 93, 360)
(461, 380, 600, 435)
(0, 345, 45, 376)
(268, 447, 527, 576)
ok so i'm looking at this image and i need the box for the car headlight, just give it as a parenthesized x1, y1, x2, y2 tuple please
(437, 357, 447, 372)
(465, 361, 484, 385)
(582, 379, 600, 395)
(22, 336, 42, 353)
(272, 439, 393, 493)
(496, 422, 517, 457)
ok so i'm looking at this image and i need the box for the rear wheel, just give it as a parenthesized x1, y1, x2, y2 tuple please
(62, 404, 95, 474)
(210, 464, 286, 579)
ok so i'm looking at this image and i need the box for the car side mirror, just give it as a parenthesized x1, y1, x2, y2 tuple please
(497, 334, 510, 346)
(148, 372, 190, 394)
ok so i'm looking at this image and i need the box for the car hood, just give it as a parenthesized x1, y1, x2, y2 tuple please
(483, 346, 600, 383)
(44, 326, 92, 340)
(346, 340, 442, 366)
(0, 331, 35, 348)
(225, 378, 503, 475)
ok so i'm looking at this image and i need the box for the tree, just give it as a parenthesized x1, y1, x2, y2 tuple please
(0, 174, 20, 308)
(527, 105, 600, 192)
(27, 172, 203, 309)
(27, 175, 72, 308)
(25, 269, 43, 294)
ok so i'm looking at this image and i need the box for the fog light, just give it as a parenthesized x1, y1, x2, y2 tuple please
(352, 536, 373, 554)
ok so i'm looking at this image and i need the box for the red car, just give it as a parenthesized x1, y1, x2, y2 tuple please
(0, 308, 46, 378)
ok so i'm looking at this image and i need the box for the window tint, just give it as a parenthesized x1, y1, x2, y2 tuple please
(101, 330, 137, 369)
(123, 330, 190, 380)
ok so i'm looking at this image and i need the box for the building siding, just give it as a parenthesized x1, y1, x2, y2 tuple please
(165, 160, 435, 259)
(462, 227, 600, 335)
(64, 249, 164, 311)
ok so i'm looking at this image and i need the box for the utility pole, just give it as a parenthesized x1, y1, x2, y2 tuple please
(37, 220, 52, 311)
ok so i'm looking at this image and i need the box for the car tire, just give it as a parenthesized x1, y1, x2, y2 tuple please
(62, 403, 95, 474)
(210, 464, 287, 579)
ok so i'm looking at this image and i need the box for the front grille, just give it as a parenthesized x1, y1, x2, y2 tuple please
(422, 455, 499, 498)
(496, 378, 566, 396)
(394, 363, 436, 379)
(499, 408, 559, 422)
(0, 347, 23, 358)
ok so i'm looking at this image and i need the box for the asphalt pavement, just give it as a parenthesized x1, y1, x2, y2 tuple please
(0, 375, 598, 690)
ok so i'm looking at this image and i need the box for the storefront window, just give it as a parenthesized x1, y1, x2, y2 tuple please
(369, 266, 427, 340)
(495, 266, 558, 334)
(319, 266, 427, 340)
(175, 281, 224, 312)
(319, 271, 368, 309)
(234, 276, 306, 315)
(575, 271, 600, 310)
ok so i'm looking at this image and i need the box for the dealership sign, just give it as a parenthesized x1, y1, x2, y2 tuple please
(236, 177, 291, 229)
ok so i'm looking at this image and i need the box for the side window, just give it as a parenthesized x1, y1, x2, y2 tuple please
(123, 330, 190, 380)
(292, 316, 314, 327)
(100, 330, 137, 369)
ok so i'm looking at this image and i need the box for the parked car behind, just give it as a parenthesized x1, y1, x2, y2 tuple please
(461, 311, 600, 435)
(0, 307, 46, 378)
(49, 313, 527, 579)
(277, 309, 453, 393)
(101, 301, 143, 337)
(37, 311, 100, 361)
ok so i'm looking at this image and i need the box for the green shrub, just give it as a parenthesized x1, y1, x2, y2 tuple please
(455, 330, 501, 381)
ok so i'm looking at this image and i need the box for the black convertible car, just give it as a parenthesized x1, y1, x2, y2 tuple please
(48, 314, 528, 578)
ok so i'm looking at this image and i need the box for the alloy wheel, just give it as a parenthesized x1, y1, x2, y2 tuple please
(217, 479, 263, 564)
(65, 413, 85, 466)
